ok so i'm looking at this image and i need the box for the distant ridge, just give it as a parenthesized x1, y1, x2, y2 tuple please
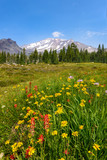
(0, 38, 22, 54)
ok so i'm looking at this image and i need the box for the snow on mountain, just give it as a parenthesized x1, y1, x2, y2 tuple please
(22, 38, 97, 53)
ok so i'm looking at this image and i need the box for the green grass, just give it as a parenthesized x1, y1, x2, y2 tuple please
(0, 63, 107, 160)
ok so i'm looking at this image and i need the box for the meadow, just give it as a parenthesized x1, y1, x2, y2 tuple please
(0, 63, 107, 160)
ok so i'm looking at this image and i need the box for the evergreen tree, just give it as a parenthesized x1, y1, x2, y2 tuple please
(42, 50, 49, 63)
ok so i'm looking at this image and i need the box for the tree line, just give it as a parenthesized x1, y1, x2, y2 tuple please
(0, 43, 107, 64)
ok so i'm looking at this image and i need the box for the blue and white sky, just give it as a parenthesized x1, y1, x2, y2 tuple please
(0, 0, 107, 48)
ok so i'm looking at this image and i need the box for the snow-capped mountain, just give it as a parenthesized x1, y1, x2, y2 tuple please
(22, 38, 97, 53)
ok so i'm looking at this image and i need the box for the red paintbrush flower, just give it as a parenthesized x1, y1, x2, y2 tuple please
(43, 114, 49, 131)
(38, 134, 44, 144)
(10, 154, 15, 160)
(67, 99, 70, 102)
(14, 104, 17, 108)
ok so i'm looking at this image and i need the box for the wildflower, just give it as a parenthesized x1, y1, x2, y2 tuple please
(61, 121, 68, 127)
(55, 107, 64, 115)
(18, 120, 24, 125)
(22, 107, 25, 110)
(77, 79, 83, 82)
(68, 76, 74, 79)
(15, 125, 19, 129)
(14, 104, 17, 108)
(88, 100, 91, 103)
(1, 105, 5, 108)
(93, 83, 99, 86)
(88, 151, 95, 156)
(25, 146, 35, 158)
(5, 140, 10, 145)
(55, 93, 61, 97)
(80, 102, 85, 107)
(79, 125, 84, 130)
(90, 79, 95, 83)
(67, 99, 70, 102)
(0, 152, 4, 159)
(93, 143, 100, 151)
(96, 93, 100, 97)
(10, 154, 15, 160)
(57, 103, 61, 107)
(52, 130, 58, 135)
(105, 90, 107, 94)
(43, 114, 50, 131)
(34, 101, 38, 105)
(27, 93, 32, 98)
(17, 142, 23, 148)
(37, 134, 44, 144)
(72, 131, 79, 137)
(61, 133, 68, 138)
(66, 92, 71, 96)
(59, 158, 65, 160)
(63, 149, 70, 155)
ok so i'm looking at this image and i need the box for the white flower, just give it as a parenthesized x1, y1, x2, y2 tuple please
(0, 152, 4, 159)
(1, 105, 5, 108)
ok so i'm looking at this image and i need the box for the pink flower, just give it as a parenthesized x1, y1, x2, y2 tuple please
(63, 149, 70, 155)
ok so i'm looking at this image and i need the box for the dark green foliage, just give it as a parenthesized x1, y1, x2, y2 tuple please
(0, 43, 107, 64)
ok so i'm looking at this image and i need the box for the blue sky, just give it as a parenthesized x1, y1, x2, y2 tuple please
(0, 0, 107, 48)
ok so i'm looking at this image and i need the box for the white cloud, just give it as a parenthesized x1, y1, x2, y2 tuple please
(87, 31, 107, 37)
(52, 31, 64, 38)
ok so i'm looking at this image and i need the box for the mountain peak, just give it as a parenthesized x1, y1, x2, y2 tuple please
(22, 38, 97, 53)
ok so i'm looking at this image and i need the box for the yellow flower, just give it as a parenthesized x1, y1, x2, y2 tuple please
(5, 140, 10, 145)
(61, 133, 68, 138)
(28, 133, 32, 138)
(26, 99, 29, 101)
(90, 79, 95, 83)
(27, 125, 30, 128)
(66, 87, 69, 90)
(57, 104, 61, 107)
(55, 107, 64, 115)
(58, 158, 65, 160)
(61, 121, 68, 127)
(93, 143, 100, 151)
(52, 130, 58, 135)
(79, 125, 84, 130)
(55, 93, 61, 97)
(88, 151, 95, 156)
(96, 93, 100, 97)
(15, 125, 19, 129)
(17, 142, 23, 148)
(28, 147, 35, 156)
(72, 131, 79, 137)
(22, 107, 25, 110)
(66, 92, 71, 96)
(14, 99, 17, 101)
(80, 102, 85, 107)
(34, 101, 38, 105)
(40, 102, 43, 105)
(49, 95, 53, 98)
(81, 99, 86, 103)
(18, 120, 24, 125)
